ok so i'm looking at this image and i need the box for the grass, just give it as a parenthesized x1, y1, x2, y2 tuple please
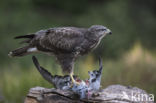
(0, 42, 156, 103)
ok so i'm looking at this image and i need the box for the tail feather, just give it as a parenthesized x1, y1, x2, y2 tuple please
(98, 57, 103, 73)
(32, 56, 54, 84)
(8, 34, 36, 57)
(8, 46, 30, 57)
(14, 34, 35, 39)
(14, 34, 35, 44)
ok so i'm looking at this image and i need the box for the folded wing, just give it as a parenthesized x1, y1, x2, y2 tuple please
(37, 27, 85, 52)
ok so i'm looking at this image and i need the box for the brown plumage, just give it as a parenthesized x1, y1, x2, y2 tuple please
(9, 25, 111, 74)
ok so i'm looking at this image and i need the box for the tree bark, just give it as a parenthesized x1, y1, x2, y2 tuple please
(24, 85, 154, 103)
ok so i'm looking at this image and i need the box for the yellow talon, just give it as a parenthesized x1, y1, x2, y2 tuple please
(70, 72, 80, 85)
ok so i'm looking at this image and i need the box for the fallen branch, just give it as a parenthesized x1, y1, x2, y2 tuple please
(24, 84, 154, 103)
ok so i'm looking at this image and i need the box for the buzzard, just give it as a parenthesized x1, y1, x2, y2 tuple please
(8, 25, 111, 84)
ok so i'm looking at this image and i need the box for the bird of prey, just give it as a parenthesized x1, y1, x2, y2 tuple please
(8, 25, 112, 84)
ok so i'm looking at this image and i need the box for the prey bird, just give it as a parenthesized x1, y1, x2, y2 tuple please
(8, 25, 111, 85)
(32, 56, 103, 99)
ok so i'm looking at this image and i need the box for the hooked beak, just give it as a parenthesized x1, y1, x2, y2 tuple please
(106, 29, 112, 35)
(109, 31, 112, 35)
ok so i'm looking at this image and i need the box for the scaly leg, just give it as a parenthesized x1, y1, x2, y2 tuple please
(70, 72, 80, 85)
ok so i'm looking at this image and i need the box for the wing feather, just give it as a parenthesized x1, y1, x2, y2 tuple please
(38, 27, 85, 51)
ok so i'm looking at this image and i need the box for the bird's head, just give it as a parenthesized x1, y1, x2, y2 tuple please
(88, 70, 101, 81)
(88, 25, 112, 39)
(88, 70, 97, 80)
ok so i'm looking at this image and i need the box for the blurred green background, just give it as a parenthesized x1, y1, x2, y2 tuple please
(0, 0, 156, 102)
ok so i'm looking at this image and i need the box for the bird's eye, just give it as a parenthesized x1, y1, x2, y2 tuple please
(96, 28, 106, 31)
(101, 29, 106, 31)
